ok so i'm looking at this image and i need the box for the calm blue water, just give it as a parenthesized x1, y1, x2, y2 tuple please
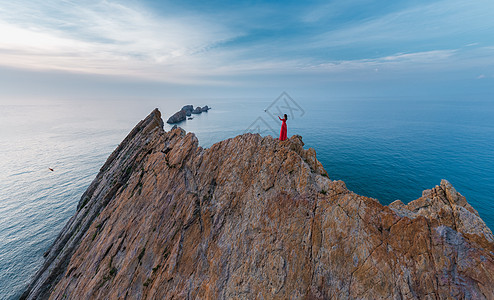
(1, 96, 493, 299)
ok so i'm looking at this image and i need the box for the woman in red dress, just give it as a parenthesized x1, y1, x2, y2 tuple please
(278, 114, 288, 141)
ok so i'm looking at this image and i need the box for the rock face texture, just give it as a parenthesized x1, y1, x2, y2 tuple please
(166, 110, 186, 124)
(181, 105, 194, 116)
(23, 109, 494, 299)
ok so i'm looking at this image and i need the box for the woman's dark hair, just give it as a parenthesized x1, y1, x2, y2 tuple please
(284, 114, 288, 120)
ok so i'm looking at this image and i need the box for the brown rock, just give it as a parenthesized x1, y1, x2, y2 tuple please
(22, 109, 494, 300)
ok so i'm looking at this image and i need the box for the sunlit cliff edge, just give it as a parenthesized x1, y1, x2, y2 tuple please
(22, 109, 494, 299)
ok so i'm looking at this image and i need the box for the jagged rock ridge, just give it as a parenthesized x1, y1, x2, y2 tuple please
(22, 109, 494, 299)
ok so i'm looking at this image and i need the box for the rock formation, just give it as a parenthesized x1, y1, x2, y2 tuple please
(181, 105, 193, 117)
(166, 105, 210, 124)
(22, 109, 494, 299)
(165, 109, 186, 124)
(191, 106, 202, 114)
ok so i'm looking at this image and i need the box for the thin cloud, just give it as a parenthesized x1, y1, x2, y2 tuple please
(0, 1, 239, 83)
(309, 0, 493, 50)
(305, 50, 457, 72)
(0, 0, 493, 85)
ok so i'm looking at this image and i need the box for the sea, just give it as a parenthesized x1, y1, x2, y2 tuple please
(1, 96, 493, 299)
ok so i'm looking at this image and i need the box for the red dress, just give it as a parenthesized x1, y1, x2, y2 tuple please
(279, 117, 287, 141)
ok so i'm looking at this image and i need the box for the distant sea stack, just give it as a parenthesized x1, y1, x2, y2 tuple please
(191, 107, 202, 114)
(22, 109, 494, 299)
(165, 110, 186, 124)
(181, 105, 193, 116)
(166, 105, 210, 124)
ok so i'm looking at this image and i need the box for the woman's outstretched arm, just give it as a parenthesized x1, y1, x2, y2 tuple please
(278, 116, 282, 121)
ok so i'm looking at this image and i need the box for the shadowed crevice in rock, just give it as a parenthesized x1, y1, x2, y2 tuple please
(22, 109, 494, 299)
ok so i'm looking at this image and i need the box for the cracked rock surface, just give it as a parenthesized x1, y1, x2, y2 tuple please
(22, 109, 494, 299)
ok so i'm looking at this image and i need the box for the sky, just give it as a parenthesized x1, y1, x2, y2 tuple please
(1, 0, 493, 101)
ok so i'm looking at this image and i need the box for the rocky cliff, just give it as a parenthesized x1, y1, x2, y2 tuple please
(22, 109, 494, 299)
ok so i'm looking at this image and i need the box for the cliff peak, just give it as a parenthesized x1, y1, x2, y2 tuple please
(23, 109, 494, 299)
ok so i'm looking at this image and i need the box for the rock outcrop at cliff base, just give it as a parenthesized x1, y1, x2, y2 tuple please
(22, 109, 494, 299)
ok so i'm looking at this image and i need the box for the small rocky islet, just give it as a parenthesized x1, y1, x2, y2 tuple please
(166, 105, 210, 124)
(21, 109, 494, 299)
